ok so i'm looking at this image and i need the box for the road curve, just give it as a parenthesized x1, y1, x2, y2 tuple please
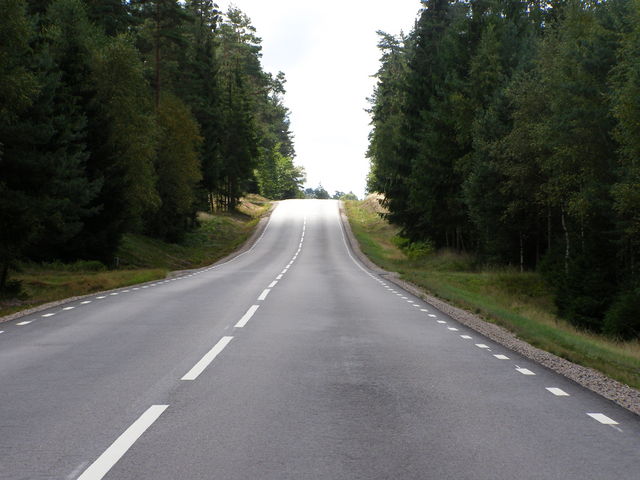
(0, 199, 638, 479)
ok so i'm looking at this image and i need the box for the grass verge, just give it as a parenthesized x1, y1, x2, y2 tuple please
(0, 195, 271, 318)
(344, 198, 640, 390)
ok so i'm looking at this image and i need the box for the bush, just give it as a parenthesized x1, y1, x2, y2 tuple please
(40, 260, 107, 272)
(604, 288, 640, 340)
(392, 235, 411, 250)
(0, 279, 22, 296)
(539, 247, 616, 332)
(392, 236, 434, 259)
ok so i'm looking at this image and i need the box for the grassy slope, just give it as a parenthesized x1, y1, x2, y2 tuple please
(344, 198, 640, 390)
(0, 195, 271, 318)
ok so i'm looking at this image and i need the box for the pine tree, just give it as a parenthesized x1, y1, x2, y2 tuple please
(131, 0, 191, 108)
(91, 34, 160, 233)
(147, 94, 202, 242)
(366, 31, 408, 201)
(1, 0, 99, 282)
(402, 0, 468, 246)
(85, 0, 133, 36)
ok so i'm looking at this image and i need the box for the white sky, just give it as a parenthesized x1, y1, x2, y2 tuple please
(218, 1, 422, 199)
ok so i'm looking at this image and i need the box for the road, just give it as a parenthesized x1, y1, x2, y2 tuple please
(0, 199, 639, 480)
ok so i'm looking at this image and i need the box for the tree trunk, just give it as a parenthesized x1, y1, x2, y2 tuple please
(0, 260, 8, 291)
(560, 206, 570, 274)
(519, 233, 524, 273)
(154, 4, 161, 109)
(547, 206, 551, 251)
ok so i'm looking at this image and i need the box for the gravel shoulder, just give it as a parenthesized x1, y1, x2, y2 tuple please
(339, 201, 640, 417)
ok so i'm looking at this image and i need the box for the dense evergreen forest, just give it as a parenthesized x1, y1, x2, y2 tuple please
(0, 0, 305, 289)
(367, 0, 640, 339)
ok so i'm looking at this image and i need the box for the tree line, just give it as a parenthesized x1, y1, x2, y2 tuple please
(367, 0, 640, 339)
(0, 0, 305, 289)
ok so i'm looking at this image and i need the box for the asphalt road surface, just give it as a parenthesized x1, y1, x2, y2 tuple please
(1, 199, 639, 480)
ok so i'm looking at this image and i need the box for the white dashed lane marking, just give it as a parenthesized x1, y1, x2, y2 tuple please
(460, 335, 472, 339)
(42, 313, 55, 317)
(235, 305, 260, 328)
(494, 354, 509, 360)
(587, 413, 618, 425)
(546, 387, 569, 396)
(81, 301, 92, 304)
(63, 307, 75, 311)
(77, 405, 168, 480)
(258, 289, 270, 301)
(16, 321, 32, 326)
(182, 336, 234, 381)
(475, 344, 489, 349)
(516, 367, 536, 375)
(268, 281, 278, 288)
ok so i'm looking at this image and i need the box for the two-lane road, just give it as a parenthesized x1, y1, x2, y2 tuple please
(1, 200, 639, 479)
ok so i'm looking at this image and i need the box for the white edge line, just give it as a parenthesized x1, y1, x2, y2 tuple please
(181, 336, 233, 381)
(76, 405, 168, 480)
(235, 305, 260, 328)
(207, 207, 275, 269)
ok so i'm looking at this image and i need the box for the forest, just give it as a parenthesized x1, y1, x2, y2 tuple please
(367, 0, 640, 339)
(0, 0, 305, 290)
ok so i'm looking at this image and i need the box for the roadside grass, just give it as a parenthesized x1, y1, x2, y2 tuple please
(344, 198, 640, 390)
(0, 196, 270, 318)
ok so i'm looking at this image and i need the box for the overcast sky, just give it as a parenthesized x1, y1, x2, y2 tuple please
(218, 1, 422, 199)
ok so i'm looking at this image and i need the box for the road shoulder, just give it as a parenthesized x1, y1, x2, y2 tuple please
(338, 201, 640, 416)
(0, 203, 277, 325)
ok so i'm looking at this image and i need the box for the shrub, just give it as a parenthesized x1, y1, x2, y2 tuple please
(392, 236, 434, 259)
(0, 279, 22, 296)
(40, 260, 107, 272)
(604, 288, 640, 340)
